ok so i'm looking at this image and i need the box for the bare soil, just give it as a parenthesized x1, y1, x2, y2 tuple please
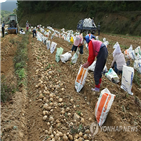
(1, 31, 141, 141)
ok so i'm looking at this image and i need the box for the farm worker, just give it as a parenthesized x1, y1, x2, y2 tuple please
(19, 28, 23, 34)
(2, 21, 5, 37)
(97, 23, 100, 35)
(92, 17, 96, 28)
(37, 25, 40, 31)
(111, 43, 126, 74)
(82, 34, 108, 92)
(20, 28, 23, 32)
(32, 27, 37, 38)
(71, 33, 84, 64)
(26, 21, 29, 31)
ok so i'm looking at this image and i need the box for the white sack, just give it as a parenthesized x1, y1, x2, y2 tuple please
(71, 48, 79, 64)
(121, 65, 134, 95)
(95, 88, 115, 126)
(134, 60, 141, 73)
(75, 65, 88, 92)
(105, 68, 119, 83)
(46, 40, 50, 50)
(50, 42, 57, 53)
(60, 51, 72, 63)
(88, 61, 108, 73)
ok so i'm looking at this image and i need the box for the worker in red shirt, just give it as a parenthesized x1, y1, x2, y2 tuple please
(82, 34, 108, 92)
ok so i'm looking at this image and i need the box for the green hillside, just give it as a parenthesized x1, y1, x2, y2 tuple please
(17, 1, 141, 36)
(1, 10, 12, 23)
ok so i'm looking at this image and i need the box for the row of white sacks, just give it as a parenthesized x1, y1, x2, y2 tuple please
(41, 26, 140, 76)
(36, 28, 115, 127)
(39, 26, 109, 50)
(36, 27, 109, 65)
(36, 30, 78, 63)
(124, 44, 141, 74)
(36, 27, 140, 96)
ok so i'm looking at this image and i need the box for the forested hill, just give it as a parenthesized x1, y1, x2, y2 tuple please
(17, 0, 141, 13)
(17, 1, 141, 35)
(1, 10, 12, 23)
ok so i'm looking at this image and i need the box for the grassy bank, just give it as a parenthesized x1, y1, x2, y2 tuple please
(14, 33, 29, 87)
(1, 76, 16, 103)
(19, 11, 141, 36)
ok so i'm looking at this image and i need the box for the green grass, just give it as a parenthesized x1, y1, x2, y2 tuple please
(1, 76, 16, 103)
(45, 64, 51, 70)
(16, 68, 26, 80)
(14, 33, 29, 87)
(120, 44, 129, 49)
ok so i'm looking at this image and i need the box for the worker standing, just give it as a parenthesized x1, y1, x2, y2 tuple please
(97, 23, 100, 35)
(26, 21, 29, 31)
(2, 21, 5, 37)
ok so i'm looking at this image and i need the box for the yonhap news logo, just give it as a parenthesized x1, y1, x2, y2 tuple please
(90, 122, 138, 137)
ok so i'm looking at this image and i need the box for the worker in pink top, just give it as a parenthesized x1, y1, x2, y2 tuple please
(82, 34, 108, 92)
(71, 33, 83, 64)
(26, 21, 29, 31)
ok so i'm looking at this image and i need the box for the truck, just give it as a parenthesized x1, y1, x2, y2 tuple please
(7, 14, 18, 34)
(77, 18, 97, 34)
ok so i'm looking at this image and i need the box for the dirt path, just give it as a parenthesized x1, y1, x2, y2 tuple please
(1, 34, 28, 141)
(1, 31, 141, 141)
(26, 34, 46, 140)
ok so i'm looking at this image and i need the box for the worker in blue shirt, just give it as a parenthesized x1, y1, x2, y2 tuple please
(32, 27, 37, 38)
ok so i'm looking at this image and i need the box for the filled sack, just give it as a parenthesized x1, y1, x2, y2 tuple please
(124, 45, 135, 60)
(105, 68, 119, 83)
(55, 47, 64, 62)
(50, 42, 57, 54)
(60, 51, 72, 63)
(95, 88, 115, 126)
(75, 65, 88, 92)
(88, 61, 108, 73)
(134, 60, 141, 73)
(71, 48, 79, 64)
(88, 61, 96, 71)
(46, 40, 50, 50)
(121, 65, 134, 95)
(134, 46, 141, 56)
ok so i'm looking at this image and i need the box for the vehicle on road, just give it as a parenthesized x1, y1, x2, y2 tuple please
(77, 18, 97, 34)
(7, 14, 19, 34)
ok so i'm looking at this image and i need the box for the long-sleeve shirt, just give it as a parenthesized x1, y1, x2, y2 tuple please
(111, 53, 126, 71)
(88, 41, 95, 65)
(2, 23, 5, 27)
(88, 40, 102, 65)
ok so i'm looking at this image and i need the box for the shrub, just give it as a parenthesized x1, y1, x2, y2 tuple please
(1, 76, 16, 103)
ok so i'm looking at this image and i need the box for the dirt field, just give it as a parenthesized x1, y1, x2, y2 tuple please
(1, 30, 141, 141)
